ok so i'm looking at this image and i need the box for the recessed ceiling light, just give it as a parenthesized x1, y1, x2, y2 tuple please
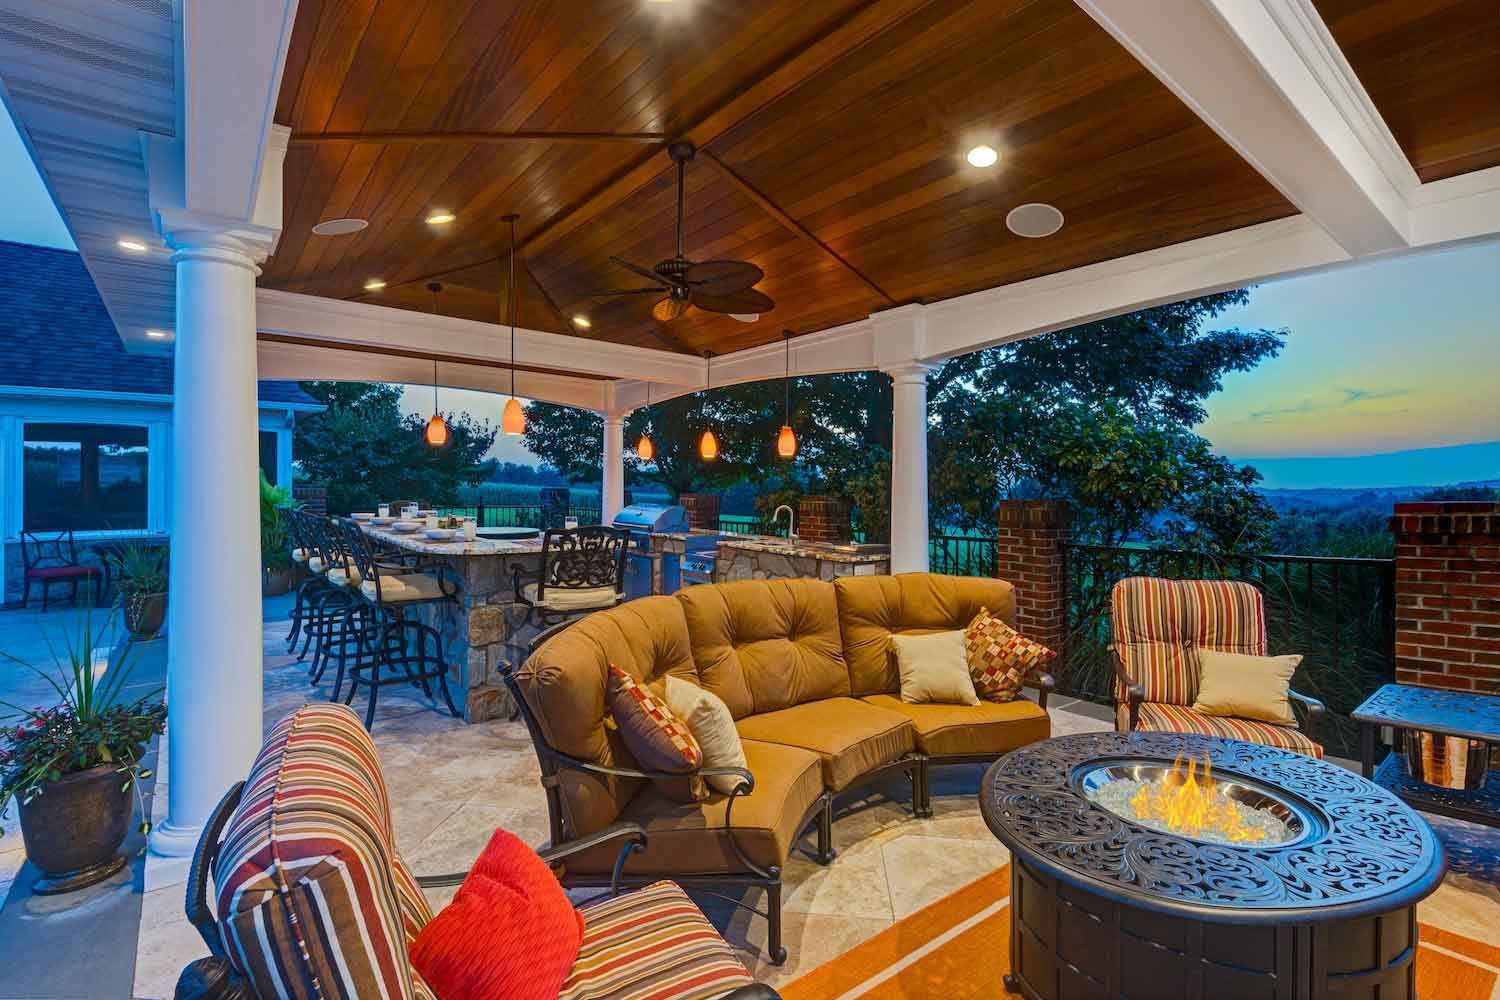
(117, 239, 148, 253)
(1006, 202, 1065, 238)
(312, 217, 368, 236)
(145, 329, 170, 339)
(571, 315, 591, 330)
(363, 278, 387, 292)
(966, 145, 999, 168)
(730, 313, 759, 323)
(425, 211, 456, 226)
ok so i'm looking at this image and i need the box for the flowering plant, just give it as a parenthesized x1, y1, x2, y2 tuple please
(0, 612, 165, 835)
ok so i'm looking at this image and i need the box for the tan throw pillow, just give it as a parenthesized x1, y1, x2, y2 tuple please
(606, 665, 706, 802)
(661, 675, 749, 796)
(1191, 650, 1301, 726)
(964, 608, 1058, 703)
(892, 630, 980, 706)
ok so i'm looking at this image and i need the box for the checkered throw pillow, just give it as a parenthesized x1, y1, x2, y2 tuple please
(607, 665, 706, 802)
(964, 608, 1057, 702)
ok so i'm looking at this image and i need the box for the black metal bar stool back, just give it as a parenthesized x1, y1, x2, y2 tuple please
(513, 526, 628, 627)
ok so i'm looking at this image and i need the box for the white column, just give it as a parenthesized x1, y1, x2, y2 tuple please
(886, 363, 934, 574)
(602, 412, 626, 523)
(149, 234, 265, 857)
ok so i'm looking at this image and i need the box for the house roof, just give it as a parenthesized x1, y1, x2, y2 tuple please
(0, 240, 318, 408)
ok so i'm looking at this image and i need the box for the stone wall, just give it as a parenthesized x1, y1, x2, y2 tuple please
(798, 495, 852, 544)
(1390, 501, 1500, 694)
(995, 500, 1071, 657)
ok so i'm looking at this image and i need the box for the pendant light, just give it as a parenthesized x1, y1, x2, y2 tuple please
(698, 350, 719, 462)
(422, 283, 451, 449)
(636, 382, 655, 461)
(777, 330, 797, 459)
(500, 213, 526, 436)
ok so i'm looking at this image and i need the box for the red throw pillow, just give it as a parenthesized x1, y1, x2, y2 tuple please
(410, 829, 583, 1000)
(965, 607, 1057, 702)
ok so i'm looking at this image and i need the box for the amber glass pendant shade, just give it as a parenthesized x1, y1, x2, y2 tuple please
(699, 428, 719, 462)
(424, 413, 450, 448)
(636, 434, 655, 461)
(501, 397, 525, 436)
(777, 424, 797, 458)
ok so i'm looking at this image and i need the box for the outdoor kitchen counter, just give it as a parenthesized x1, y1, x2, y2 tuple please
(714, 534, 891, 582)
(359, 522, 545, 722)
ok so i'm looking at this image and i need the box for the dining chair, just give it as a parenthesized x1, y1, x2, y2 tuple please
(21, 529, 106, 610)
(511, 525, 628, 628)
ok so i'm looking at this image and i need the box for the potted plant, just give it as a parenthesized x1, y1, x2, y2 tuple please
(261, 471, 300, 596)
(107, 542, 168, 639)
(1, 614, 166, 894)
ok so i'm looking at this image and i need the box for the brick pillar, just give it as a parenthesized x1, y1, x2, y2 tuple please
(995, 500, 1072, 653)
(1390, 501, 1500, 693)
(678, 493, 721, 531)
(798, 495, 851, 544)
(292, 482, 327, 515)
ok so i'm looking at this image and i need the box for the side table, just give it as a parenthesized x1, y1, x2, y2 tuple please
(1352, 683, 1500, 827)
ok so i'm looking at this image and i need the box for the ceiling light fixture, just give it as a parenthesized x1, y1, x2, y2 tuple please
(501, 214, 526, 436)
(777, 330, 797, 460)
(426, 210, 456, 226)
(312, 217, 368, 236)
(145, 329, 169, 339)
(730, 313, 759, 323)
(698, 350, 718, 462)
(117, 239, 148, 253)
(636, 382, 655, 461)
(422, 284, 452, 450)
(363, 278, 387, 292)
(1006, 202, 1065, 238)
(966, 145, 999, 168)
(572, 314, 591, 330)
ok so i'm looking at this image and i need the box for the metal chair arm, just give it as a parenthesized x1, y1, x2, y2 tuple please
(1288, 688, 1326, 744)
(1035, 671, 1056, 711)
(1109, 645, 1144, 731)
(548, 749, 756, 796)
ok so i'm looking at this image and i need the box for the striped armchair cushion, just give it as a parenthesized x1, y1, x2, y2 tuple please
(1136, 703, 1322, 758)
(213, 703, 435, 1000)
(561, 881, 754, 1000)
(1110, 577, 1266, 706)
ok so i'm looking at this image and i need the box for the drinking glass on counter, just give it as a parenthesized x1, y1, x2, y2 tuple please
(377, 504, 390, 518)
(463, 518, 476, 541)
(426, 513, 440, 528)
(565, 516, 579, 530)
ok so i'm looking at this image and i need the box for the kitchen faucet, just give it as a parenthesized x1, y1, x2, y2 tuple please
(772, 504, 797, 541)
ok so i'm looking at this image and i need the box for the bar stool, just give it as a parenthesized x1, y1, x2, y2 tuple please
(335, 518, 462, 727)
(283, 508, 318, 653)
(511, 526, 628, 628)
(299, 514, 370, 696)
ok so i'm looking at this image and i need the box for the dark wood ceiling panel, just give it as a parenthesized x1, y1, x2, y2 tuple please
(1314, 0, 1500, 183)
(261, 0, 1495, 358)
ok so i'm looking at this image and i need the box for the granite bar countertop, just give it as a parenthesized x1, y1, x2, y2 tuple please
(715, 534, 891, 564)
(359, 521, 543, 558)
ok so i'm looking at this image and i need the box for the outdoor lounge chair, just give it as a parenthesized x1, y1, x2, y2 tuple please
(1110, 576, 1326, 756)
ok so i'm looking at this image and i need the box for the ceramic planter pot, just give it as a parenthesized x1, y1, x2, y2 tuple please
(123, 590, 167, 639)
(262, 567, 295, 597)
(17, 762, 133, 894)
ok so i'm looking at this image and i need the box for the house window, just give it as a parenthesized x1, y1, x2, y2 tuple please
(23, 423, 149, 532)
(259, 430, 279, 486)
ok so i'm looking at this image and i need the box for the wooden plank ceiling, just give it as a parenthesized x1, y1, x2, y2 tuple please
(1314, 0, 1500, 184)
(265, 0, 1308, 355)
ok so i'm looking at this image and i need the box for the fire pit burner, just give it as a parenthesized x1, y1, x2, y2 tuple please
(982, 732, 1445, 1000)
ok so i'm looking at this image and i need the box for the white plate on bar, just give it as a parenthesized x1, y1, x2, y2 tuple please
(370, 516, 397, 525)
(392, 521, 423, 533)
(351, 512, 375, 521)
(423, 528, 458, 540)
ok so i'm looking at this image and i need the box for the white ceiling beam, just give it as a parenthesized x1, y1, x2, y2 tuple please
(255, 289, 705, 388)
(1077, 0, 1412, 256)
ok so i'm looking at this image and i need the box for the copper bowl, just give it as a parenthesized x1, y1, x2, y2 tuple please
(1404, 730, 1490, 790)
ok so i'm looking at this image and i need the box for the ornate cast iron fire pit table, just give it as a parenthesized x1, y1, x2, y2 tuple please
(980, 732, 1446, 1000)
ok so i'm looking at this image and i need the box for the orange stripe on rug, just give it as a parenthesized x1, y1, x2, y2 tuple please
(784, 869, 1499, 1000)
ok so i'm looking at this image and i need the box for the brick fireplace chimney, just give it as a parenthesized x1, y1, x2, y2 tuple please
(1390, 501, 1500, 693)
(995, 500, 1072, 656)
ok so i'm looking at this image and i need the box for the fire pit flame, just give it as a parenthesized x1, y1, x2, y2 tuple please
(1127, 754, 1267, 843)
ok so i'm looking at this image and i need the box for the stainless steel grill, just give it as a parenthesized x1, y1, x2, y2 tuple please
(610, 503, 719, 596)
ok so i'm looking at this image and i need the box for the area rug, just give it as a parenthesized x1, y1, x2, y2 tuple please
(779, 865, 1500, 1000)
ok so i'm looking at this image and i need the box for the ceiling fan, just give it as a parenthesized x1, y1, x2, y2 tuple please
(591, 142, 774, 322)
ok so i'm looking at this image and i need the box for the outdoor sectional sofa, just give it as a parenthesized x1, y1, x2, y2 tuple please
(507, 571, 1055, 963)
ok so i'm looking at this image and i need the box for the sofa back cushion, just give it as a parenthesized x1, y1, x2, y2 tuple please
(835, 574, 1017, 696)
(676, 578, 849, 718)
(1110, 577, 1267, 705)
(213, 703, 435, 1000)
(517, 596, 698, 835)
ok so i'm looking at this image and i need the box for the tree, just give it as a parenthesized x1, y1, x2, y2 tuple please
(293, 382, 498, 514)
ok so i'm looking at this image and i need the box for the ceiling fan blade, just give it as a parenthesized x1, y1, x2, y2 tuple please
(692, 287, 774, 315)
(686, 259, 763, 294)
(652, 296, 690, 322)
(588, 286, 668, 297)
(610, 255, 678, 288)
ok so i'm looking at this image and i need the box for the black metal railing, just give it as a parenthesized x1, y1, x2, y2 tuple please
(1060, 543, 1396, 758)
(929, 534, 997, 577)
(717, 515, 757, 535)
(432, 503, 604, 529)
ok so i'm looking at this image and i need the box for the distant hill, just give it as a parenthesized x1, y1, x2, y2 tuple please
(1234, 441, 1500, 491)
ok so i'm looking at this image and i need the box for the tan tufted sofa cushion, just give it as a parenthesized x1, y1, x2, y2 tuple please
(834, 574, 1017, 696)
(676, 578, 849, 719)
